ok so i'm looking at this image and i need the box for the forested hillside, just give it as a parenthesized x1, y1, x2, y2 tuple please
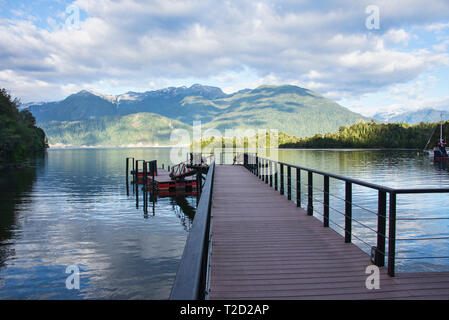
(0, 89, 48, 165)
(40, 113, 191, 147)
(279, 121, 447, 149)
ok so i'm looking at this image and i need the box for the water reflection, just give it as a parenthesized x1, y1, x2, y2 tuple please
(0, 157, 45, 269)
(129, 187, 198, 231)
(170, 196, 196, 232)
(0, 149, 197, 299)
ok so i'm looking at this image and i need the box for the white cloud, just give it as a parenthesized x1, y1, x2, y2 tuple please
(384, 29, 410, 44)
(433, 40, 449, 53)
(340, 75, 449, 116)
(425, 22, 449, 33)
(1, 0, 449, 103)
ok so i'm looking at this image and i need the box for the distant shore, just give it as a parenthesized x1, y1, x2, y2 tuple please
(48, 143, 190, 150)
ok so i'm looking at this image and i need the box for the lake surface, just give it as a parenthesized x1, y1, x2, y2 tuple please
(0, 148, 197, 299)
(1, 148, 449, 299)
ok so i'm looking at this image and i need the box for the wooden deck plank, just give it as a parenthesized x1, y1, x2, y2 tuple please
(208, 165, 449, 300)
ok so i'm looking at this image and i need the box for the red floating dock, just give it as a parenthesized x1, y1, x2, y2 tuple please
(132, 168, 198, 191)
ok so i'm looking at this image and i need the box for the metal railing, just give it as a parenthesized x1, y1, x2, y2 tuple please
(189, 152, 215, 165)
(170, 161, 192, 179)
(170, 159, 215, 300)
(189, 151, 246, 165)
(243, 153, 449, 277)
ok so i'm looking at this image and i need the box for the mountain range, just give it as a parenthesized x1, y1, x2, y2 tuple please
(25, 84, 370, 147)
(373, 108, 449, 124)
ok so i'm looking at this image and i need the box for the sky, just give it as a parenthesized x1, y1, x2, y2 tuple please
(0, 0, 448, 116)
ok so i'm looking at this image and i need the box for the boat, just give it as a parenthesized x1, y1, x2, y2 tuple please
(433, 116, 449, 162)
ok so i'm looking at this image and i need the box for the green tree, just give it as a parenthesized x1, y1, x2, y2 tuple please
(0, 88, 48, 165)
(279, 121, 441, 149)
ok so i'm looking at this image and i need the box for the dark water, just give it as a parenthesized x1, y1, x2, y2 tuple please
(0, 148, 449, 299)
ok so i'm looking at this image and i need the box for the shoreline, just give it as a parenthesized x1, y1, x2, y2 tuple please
(46, 146, 428, 151)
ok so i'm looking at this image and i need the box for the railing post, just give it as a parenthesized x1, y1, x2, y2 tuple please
(274, 163, 278, 191)
(269, 161, 273, 187)
(263, 159, 266, 182)
(323, 175, 329, 227)
(345, 181, 352, 243)
(388, 192, 397, 277)
(256, 156, 259, 177)
(296, 168, 301, 207)
(287, 166, 292, 200)
(249, 154, 253, 173)
(280, 164, 284, 195)
(307, 171, 313, 216)
(374, 190, 387, 267)
(251, 155, 254, 174)
(250, 154, 253, 174)
(265, 160, 269, 184)
(263, 159, 266, 183)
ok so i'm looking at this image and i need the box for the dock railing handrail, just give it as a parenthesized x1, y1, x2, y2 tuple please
(170, 159, 215, 300)
(243, 152, 449, 277)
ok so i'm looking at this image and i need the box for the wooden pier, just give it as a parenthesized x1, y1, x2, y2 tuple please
(207, 165, 449, 299)
(169, 154, 449, 300)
